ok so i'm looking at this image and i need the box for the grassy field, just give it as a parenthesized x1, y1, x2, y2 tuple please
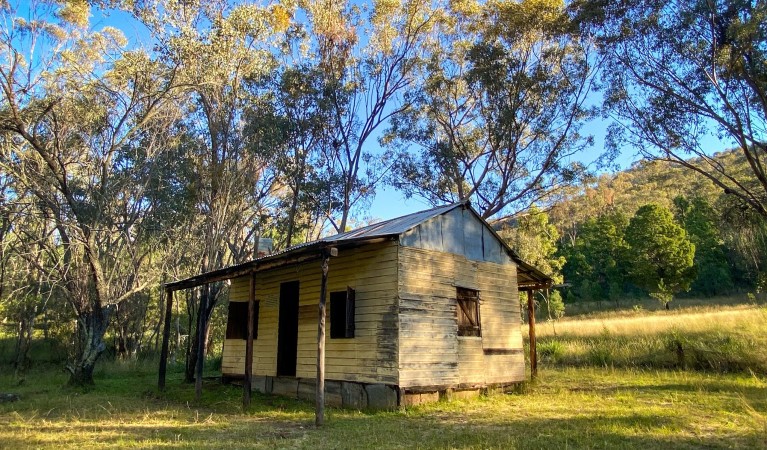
(0, 364, 765, 449)
(1, 300, 766, 449)
(559, 294, 760, 317)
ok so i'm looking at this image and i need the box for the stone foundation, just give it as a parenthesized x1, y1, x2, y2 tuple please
(226, 375, 398, 410)
(223, 375, 520, 410)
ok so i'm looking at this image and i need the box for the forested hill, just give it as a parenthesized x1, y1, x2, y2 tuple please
(549, 152, 737, 236)
(536, 149, 767, 306)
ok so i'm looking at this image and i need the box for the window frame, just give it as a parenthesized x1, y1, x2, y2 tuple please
(456, 287, 481, 337)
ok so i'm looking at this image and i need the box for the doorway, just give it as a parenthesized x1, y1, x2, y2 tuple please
(277, 281, 299, 376)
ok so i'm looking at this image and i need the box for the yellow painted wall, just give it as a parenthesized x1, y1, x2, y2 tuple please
(221, 214, 526, 391)
(221, 240, 399, 385)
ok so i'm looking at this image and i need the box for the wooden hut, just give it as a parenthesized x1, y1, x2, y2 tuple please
(160, 201, 551, 409)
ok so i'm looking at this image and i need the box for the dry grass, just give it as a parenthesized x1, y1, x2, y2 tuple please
(528, 304, 766, 338)
(527, 304, 767, 374)
(561, 295, 756, 318)
(1, 301, 765, 448)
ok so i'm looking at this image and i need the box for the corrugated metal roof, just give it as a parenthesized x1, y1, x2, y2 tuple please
(225, 202, 463, 264)
(165, 200, 552, 290)
(317, 201, 465, 243)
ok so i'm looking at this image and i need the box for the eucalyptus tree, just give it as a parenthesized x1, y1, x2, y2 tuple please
(0, 187, 61, 375)
(300, 0, 438, 232)
(0, 2, 183, 384)
(387, 0, 597, 220)
(245, 64, 334, 248)
(129, 0, 288, 380)
(575, 0, 767, 217)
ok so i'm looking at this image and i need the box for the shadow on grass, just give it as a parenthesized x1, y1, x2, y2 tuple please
(1, 406, 763, 449)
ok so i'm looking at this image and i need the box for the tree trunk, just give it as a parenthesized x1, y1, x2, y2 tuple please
(185, 320, 199, 383)
(286, 186, 299, 248)
(173, 302, 181, 364)
(43, 309, 49, 340)
(14, 313, 35, 377)
(185, 290, 198, 383)
(203, 310, 213, 355)
(68, 305, 112, 386)
(195, 285, 209, 400)
(185, 286, 217, 383)
(115, 307, 129, 359)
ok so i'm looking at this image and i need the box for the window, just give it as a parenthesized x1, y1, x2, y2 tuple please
(226, 300, 259, 340)
(330, 287, 355, 339)
(457, 287, 481, 337)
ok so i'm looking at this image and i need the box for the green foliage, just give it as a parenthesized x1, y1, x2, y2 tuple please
(674, 196, 734, 296)
(561, 211, 629, 302)
(553, 153, 764, 302)
(537, 339, 565, 363)
(624, 204, 696, 306)
(543, 290, 565, 321)
(504, 208, 568, 322)
(500, 206, 565, 285)
(0, 337, 68, 365)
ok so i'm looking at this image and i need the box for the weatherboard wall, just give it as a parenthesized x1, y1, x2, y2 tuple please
(221, 240, 399, 385)
(397, 206, 525, 389)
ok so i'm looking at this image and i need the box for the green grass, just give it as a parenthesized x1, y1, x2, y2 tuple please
(0, 362, 765, 449)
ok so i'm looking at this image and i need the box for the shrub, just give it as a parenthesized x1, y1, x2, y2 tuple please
(538, 340, 565, 363)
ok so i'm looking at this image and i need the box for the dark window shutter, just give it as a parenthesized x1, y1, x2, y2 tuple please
(456, 287, 481, 337)
(226, 302, 247, 340)
(225, 301, 259, 340)
(330, 287, 355, 339)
